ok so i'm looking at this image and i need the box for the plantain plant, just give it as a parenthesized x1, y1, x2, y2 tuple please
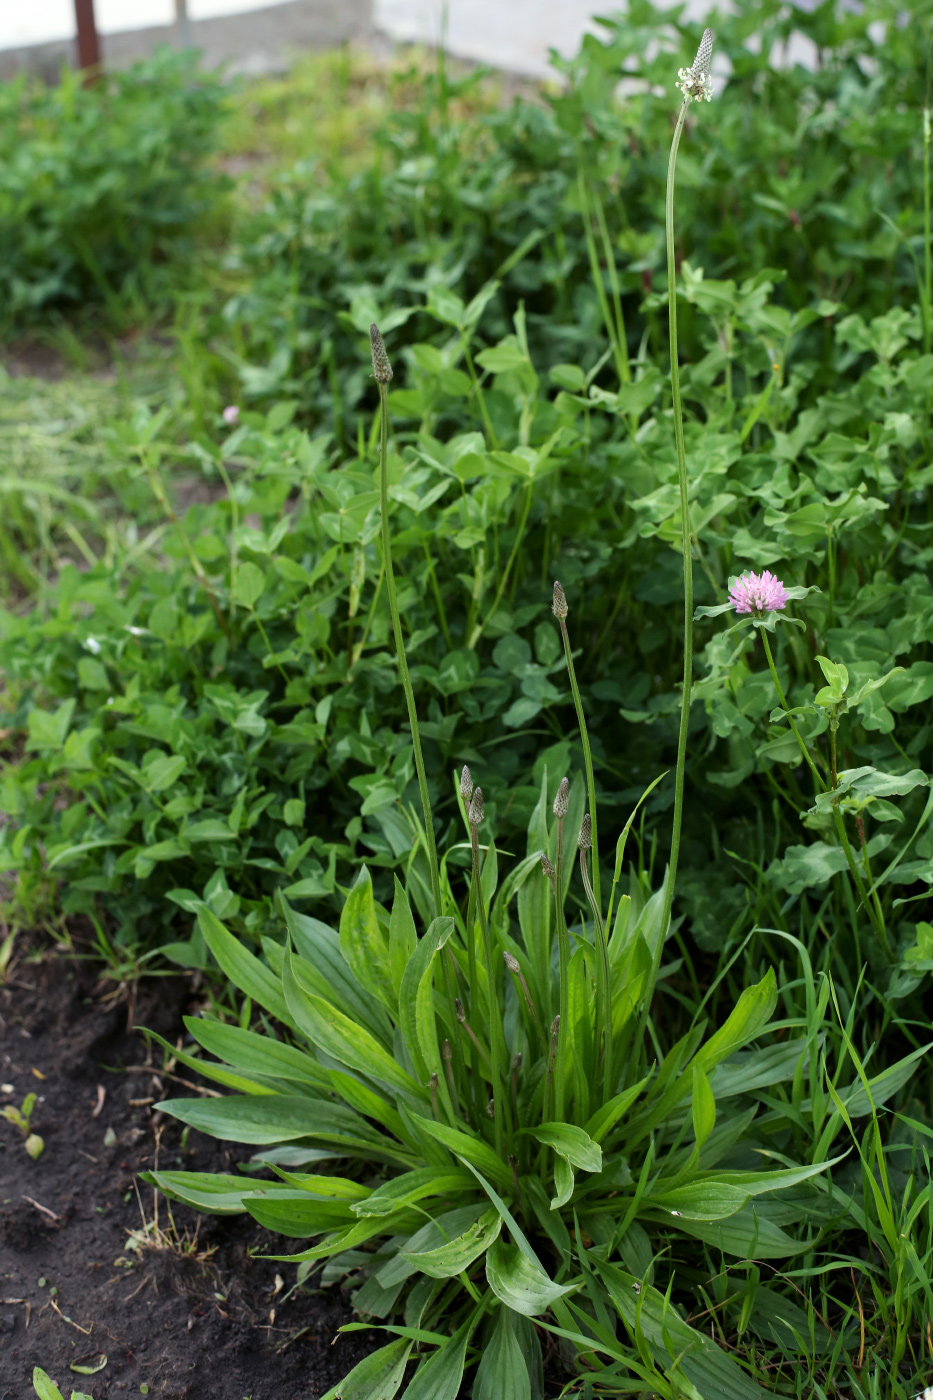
(143, 592, 836, 1399)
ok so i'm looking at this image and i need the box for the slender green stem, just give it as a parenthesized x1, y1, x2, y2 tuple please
(471, 826, 507, 1156)
(581, 846, 612, 1097)
(760, 631, 825, 793)
(469, 484, 533, 649)
(379, 383, 443, 920)
(657, 102, 692, 947)
(918, 40, 924, 355)
(557, 617, 601, 915)
(760, 630, 893, 960)
(553, 817, 570, 1122)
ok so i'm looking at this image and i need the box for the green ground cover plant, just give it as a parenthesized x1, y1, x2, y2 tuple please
(0, 47, 229, 330)
(2, 3, 933, 1391)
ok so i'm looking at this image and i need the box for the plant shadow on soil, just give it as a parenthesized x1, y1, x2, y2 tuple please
(0, 940, 380, 1400)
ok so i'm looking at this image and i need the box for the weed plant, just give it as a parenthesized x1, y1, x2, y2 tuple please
(0, 48, 229, 330)
(143, 308, 933, 1397)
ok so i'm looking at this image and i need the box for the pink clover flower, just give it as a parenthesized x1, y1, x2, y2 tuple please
(729, 570, 789, 616)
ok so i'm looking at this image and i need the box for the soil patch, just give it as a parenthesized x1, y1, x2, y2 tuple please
(0, 944, 378, 1400)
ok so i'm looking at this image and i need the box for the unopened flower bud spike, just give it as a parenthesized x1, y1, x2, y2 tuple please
(504, 950, 547, 1049)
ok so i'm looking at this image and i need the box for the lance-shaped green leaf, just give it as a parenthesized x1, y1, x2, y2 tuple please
(473, 1306, 532, 1400)
(401, 1313, 476, 1400)
(398, 917, 454, 1085)
(244, 1190, 360, 1237)
(550, 1155, 575, 1211)
(402, 1206, 502, 1277)
(595, 1258, 767, 1399)
(319, 1339, 413, 1400)
(486, 1238, 575, 1316)
(340, 866, 395, 1014)
(389, 876, 417, 997)
(183, 1015, 331, 1092)
(144, 1170, 304, 1214)
(693, 969, 777, 1076)
(408, 1111, 512, 1190)
(198, 907, 296, 1031)
(583, 1077, 651, 1143)
(352, 1168, 473, 1218)
(283, 946, 425, 1101)
(283, 899, 393, 1046)
(530, 1122, 602, 1173)
(158, 1094, 405, 1159)
(377, 1205, 488, 1287)
(648, 1180, 749, 1221)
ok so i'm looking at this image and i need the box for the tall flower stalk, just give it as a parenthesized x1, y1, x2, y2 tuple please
(657, 30, 714, 950)
(372, 324, 443, 920)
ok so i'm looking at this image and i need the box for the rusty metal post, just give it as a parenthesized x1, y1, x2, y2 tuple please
(74, 0, 102, 72)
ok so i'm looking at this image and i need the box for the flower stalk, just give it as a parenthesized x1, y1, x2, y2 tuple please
(373, 324, 443, 922)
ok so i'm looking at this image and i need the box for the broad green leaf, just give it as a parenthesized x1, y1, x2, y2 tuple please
(234, 561, 265, 607)
(648, 1181, 749, 1221)
(198, 908, 296, 1032)
(158, 1094, 403, 1159)
(340, 866, 395, 1014)
(486, 1239, 575, 1316)
(401, 1313, 475, 1400)
(283, 948, 425, 1100)
(402, 1206, 501, 1277)
(377, 1205, 488, 1287)
(32, 1370, 65, 1400)
(319, 1340, 412, 1400)
(694, 970, 777, 1075)
(283, 900, 393, 1047)
(352, 1168, 473, 1218)
(692, 1062, 716, 1147)
(398, 917, 454, 1086)
(244, 1191, 358, 1237)
(145, 1170, 262, 1213)
(550, 1154, 574, 1211)
(530, 1123, 602, 1174)
(183, 1015, 330, 1092)
(596, 1259, 766, 1399)
(473, 1307, 532, 1400)
(389, 877, 417, 997)
(669, 1207, 808, 1258)
(408, 1112, 512, 1190)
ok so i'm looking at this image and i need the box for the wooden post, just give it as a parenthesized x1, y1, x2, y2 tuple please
(74, 0, 101, 72)
(175, 0, 192, 49)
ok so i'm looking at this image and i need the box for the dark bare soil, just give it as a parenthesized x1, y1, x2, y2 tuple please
(0, 945, 378, 1400)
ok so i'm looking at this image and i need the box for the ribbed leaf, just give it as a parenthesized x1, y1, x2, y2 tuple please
(398, 918, 453, 1085)
(283, 947, 425, 1100)
(407, 1111, 511, 1190)
(400, 1313, 474, 1400)
(352, 1168, 473, 1218)
(596, 1257, 767, 1400)
(340, 866, 395, 1014)
(649, 1181, 749, 1221)
(486, 1239, 575, 1316)
(283, 899, 393, 1046)
(319, 1339, 412, 1400)
(390, 877, 417, 999)
(158, 1094, 401, 1158)
(694, 970, 778, 1075)
(183, 1015, 330, 1091)
(402, 1207, 501, 1278)
(376, 1205, 487, 1287)
(531, 1123, 602, 1173)
(244, 1192, 358, 1237)
(473, 1308, 531, 1400)
(198, 908, 296, 1030)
